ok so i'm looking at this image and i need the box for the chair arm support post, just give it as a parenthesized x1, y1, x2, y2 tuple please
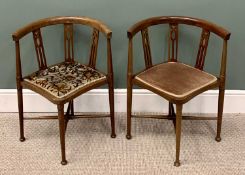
(219, 40, 228, 89)
(127, 38, 133, 79)
(107, 38, 113, 78)
(15, 41, 22, 89)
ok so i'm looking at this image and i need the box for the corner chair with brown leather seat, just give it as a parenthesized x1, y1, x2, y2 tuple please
(126, 16, 230, 166)
(12, 16, 116, 165)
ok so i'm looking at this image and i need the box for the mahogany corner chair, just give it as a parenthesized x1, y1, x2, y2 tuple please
(12, 16, 116, 165)
(126, 16, 230, 166)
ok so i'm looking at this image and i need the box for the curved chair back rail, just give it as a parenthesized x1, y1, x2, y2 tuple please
(12, 16, 112, 41)
(127, 16, 230, 40)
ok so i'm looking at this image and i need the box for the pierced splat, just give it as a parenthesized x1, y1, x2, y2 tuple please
(89, 28, 99, 68)
(141, 28, 152, 68)
(33, 29, 47, 70)
(64, 24, 74, 62)
(195, 29, 210, 70)
(168, 23, 178, 62)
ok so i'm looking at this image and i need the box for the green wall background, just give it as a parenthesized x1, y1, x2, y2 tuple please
(0, 0, 244, 89)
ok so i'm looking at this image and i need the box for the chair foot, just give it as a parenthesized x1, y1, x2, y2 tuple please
(126, 134, 132, 140)
(174, 161, 181, 167)
(19, 137, 26, 142)
(111, 134, 116, 138)
(61, 160, 68, 165)
(215, 136, 221, 142)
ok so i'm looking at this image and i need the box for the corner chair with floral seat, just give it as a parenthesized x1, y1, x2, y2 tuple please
(12, 16, 116, 165)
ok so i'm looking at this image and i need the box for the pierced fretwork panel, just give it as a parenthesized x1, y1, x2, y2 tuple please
(195, 29, 210, 70)
(89, 28, 99, 68)
(168, 23, 178, 62)
(64, 24, 74, 62)
(141, 28, 152, 68)
(32, 29, 47, 70)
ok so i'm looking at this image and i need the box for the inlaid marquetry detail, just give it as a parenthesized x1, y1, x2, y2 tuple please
(141, 28, 152, 68)
(168, 23, 178, 62)
(33, 29, 47, 70)
(195, 29, 210, 70)
(89, 28, 99, 68)
(64, 24, 74, 62)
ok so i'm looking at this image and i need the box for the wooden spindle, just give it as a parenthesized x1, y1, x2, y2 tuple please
(64, 24, 74, 62)
(33, 29, 47, 70)
(89, 28, 99, 68)
(141, 28, 152, 68)
(195, 29, 210, 70)
(168, 23, 178, 62)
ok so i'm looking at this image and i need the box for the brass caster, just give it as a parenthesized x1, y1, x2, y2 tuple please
(19, 137, 25, 142)
(61, 160, 68, 165)
(174, 161, 180, 167)
(111, 134, 116, 138)
(215, 136, 221, 142)
(126, 134, 132, 140)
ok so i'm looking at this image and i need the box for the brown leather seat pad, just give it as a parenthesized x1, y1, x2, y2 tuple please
(135, 62, 217, 99)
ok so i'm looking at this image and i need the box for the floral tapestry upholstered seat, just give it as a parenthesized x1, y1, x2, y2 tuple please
(23, 62, 106, 101)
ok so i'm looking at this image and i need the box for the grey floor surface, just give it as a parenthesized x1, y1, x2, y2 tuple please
(0, 113, 245, 175)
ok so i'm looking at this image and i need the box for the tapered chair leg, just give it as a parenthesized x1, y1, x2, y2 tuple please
(108, 81, 116, 138)
(57, 104, 67, 165)
(215, 88, 225, 142)
(174, 104, 183, 167)
(17, 88, 25, 142)
(126, 81, 132, 140)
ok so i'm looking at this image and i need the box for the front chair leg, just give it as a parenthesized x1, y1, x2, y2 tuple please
(17, 88, 25, 142)
(108, 80, 116, 138)
(174, 104, 183, 167)
(215, 88, 225, 142)
(126, 81, 132, 140)
(57, 104, 67, 165)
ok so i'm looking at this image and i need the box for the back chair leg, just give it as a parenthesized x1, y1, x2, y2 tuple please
(70, 100, 74, 116)
(216, 88, 225, 142)
(126, 82, 132, 139)
(168, 102, 176, 131)
(108, 81, 116, 138)
(65, 100, 74, 132)
(174, 104, 183, 167)
(17, 88, 25, 142)
(57, 104, 67, 165)
(66, 100, 74, 116)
